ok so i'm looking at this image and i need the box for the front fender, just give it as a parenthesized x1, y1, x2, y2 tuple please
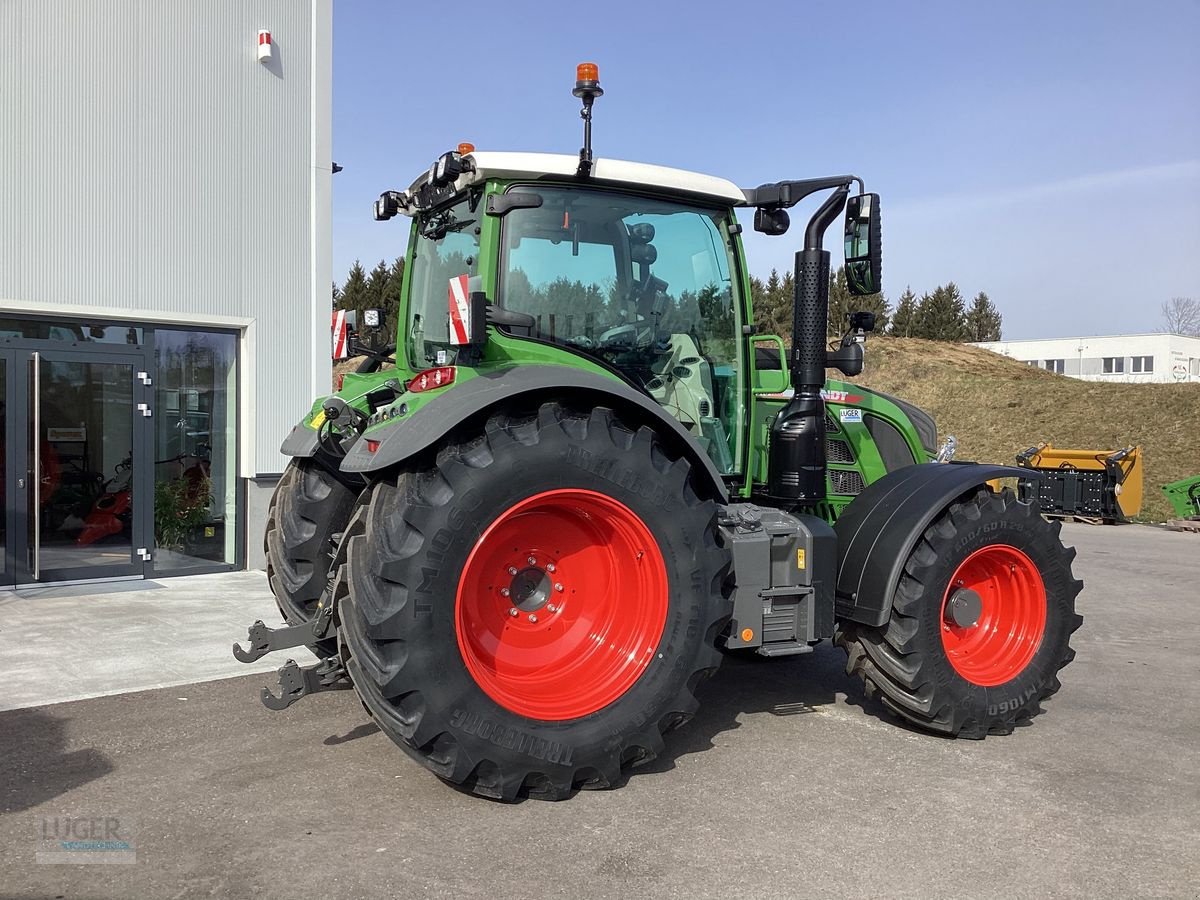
(339, 365, 730, 503)
(833, 463, 1034, 627)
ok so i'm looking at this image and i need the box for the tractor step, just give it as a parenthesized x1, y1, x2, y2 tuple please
(755, 641, 814, 658)
(260, 657, 351, 711)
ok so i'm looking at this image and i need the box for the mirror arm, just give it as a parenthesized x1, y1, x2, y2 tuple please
(740, 175, 862, 209)
(804, 186, 850, 250)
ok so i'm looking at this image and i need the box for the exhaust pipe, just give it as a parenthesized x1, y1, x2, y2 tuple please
(767, 187, 849, 503)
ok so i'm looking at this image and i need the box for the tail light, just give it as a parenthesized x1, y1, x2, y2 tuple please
(407, 367, 456, 393)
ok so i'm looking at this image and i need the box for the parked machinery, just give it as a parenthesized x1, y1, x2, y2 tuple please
(237, 64, 1083, 800)
(1015, 442, 1143, 523)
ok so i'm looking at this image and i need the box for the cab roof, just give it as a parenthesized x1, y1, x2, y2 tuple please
(413, 151, 746, 206)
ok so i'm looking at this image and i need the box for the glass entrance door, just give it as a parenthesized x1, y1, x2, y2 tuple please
(10, 350, 150, 584)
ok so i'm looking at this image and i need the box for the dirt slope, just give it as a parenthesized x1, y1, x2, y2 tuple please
(854, 338, 1200, 522)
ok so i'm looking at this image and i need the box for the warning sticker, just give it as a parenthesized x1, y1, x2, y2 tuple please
(796, 548, 806, 570)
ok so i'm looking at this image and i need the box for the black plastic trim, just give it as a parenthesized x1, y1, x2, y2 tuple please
(833, 463, 1030, 627)
(338, 365, 730, 503)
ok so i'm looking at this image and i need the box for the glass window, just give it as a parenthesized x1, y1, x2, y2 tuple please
(500, 186, 742, 473)
(1043, 359, 1064, 374)
(0, 319, 143, 345)
(405, 198, 482, 366)
(1131, 355, 1153, 373)
(1102, 356, 1125, 374)
(153, 329, 237, 570)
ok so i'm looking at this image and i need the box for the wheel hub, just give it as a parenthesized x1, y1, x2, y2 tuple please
(510, 565, 551, 612)
(945, 587, 983, 628)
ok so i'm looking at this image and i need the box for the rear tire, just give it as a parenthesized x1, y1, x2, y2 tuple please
(339, 402, 731, 800)
(265, 458, 358, 656)
(835, 487, 1083, 737)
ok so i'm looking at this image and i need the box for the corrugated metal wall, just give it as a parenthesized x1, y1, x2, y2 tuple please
(0, 0, 332, 476)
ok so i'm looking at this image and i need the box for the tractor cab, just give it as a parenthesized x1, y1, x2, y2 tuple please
(379, 151, 750, 476)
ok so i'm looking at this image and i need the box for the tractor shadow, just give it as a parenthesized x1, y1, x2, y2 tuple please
(643, 643, 916, 774)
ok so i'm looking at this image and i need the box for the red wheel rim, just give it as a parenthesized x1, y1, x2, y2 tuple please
(940, 544, 1047, 687)
(455, 489, 668, 721)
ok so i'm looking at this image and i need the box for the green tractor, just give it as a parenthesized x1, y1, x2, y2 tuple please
(238, 64, 1082, 800)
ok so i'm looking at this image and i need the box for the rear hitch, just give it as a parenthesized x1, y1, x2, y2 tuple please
(232, 601, 337, 663)
(234, 595, 348, 710)
(261, 657, 351, 711)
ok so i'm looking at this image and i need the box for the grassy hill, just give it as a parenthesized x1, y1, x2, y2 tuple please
(854, 338, 1200, 522)
(333, 338, 1199, 521)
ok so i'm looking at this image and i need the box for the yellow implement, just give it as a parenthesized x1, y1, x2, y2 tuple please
(1007, 442, 1143, 523)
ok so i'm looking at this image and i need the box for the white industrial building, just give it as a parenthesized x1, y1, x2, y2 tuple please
(0, 0, 332, 586)
(973, 333, 1200, 384)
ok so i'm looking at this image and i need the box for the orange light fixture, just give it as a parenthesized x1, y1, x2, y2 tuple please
(741, 628, 754, 642)
(576, 62, 599, 83)
(457, 142, 475, 155)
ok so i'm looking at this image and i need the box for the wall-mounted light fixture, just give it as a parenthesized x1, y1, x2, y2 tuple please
(257, 30, 272, 62)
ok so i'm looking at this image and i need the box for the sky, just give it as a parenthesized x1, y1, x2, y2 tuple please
(331, 0, 1200, 340)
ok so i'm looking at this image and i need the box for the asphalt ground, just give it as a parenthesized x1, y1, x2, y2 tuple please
(2, 523, 1198, 900)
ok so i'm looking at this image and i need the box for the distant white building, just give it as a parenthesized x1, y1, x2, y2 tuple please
(972, 333, 1200, 384)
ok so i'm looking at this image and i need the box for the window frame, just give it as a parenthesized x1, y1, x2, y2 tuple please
(495, 181, 748, 476)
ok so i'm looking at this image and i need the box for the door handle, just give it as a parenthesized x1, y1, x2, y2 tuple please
(32, 351, 41, 580)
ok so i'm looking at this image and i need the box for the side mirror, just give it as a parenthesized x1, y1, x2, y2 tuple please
(844, 192, 881, 295)
(753, 207, 790, 236)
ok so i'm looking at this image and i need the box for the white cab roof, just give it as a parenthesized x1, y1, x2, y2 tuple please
(414, 151, 746, 206)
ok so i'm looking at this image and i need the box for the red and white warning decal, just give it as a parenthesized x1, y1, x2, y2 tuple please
(448, 274, 470, 345)
(331, 309, 349, 359)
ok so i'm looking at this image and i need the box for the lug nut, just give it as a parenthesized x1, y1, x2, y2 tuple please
(507, 566, 518, 576)
(546, 563, 556, 573)
(500, 587, 511, 597)
(547, 604, 558, 613)
(528, 614, 538, 623)
(527, 556, 537, 566)
(509, 608, 519, 617)
(554, 582, 564, 592)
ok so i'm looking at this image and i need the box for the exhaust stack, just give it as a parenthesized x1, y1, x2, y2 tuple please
(767, 186, 849, 503)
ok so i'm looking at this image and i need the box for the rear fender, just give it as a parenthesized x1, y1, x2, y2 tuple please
(338, 365, 730, 503)
(834, 463, 1033, 627)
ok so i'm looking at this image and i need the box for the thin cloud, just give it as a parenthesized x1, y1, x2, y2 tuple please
(891, 160, 1200, 218)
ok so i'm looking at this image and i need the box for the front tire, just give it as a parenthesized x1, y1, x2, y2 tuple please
(339, 403, 731, 800)
(835, 487, 1083, 737)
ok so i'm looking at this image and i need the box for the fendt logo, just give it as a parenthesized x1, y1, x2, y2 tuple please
(821, 389, 864, 404)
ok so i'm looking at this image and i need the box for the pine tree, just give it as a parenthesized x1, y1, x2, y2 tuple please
(378, 256, 406, 333)
(963, 290, 1003, 341)
(914, 282, 967, 341)
(890, 287, 918, 337)
(749, 275, 769, 334)
(331, 281, 341, 311)
(365, 259, 390, 312)
(337, 260, 369, 315)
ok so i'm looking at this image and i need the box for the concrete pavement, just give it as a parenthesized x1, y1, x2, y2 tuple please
(1, 571, 315, 711)
(0, 523, 1197, 899)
